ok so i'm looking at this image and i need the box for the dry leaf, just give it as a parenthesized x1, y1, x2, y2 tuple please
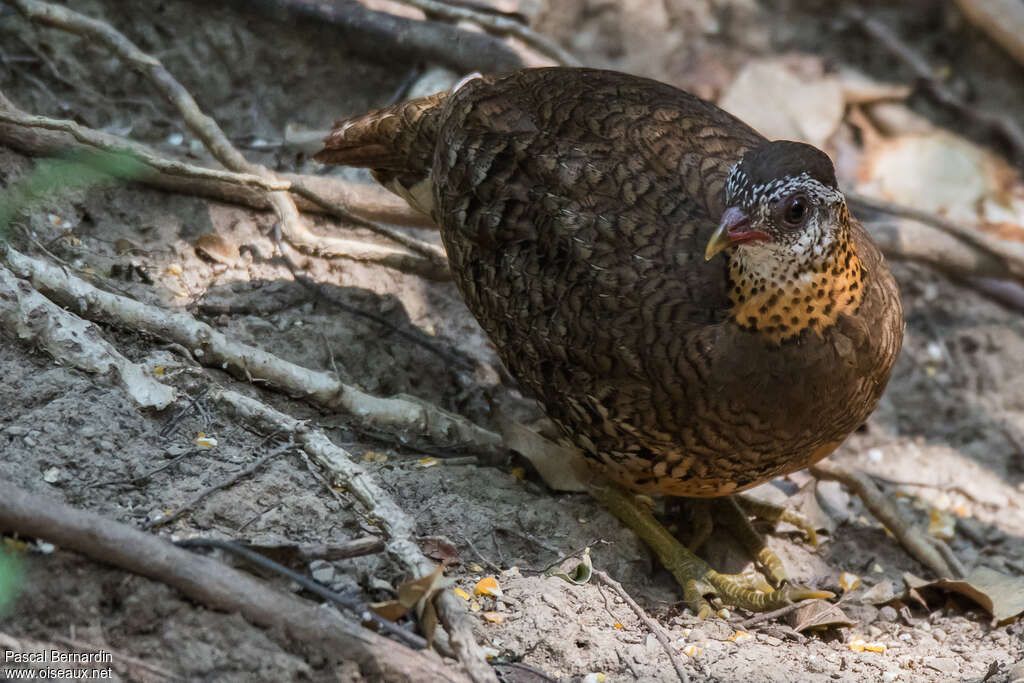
(787, 599, 856, 632)
(397, 563, 449, 610)
(369, 599, 409, 622)
(719, 58, 844, 149)
(859, 580, 897, 605)
(497, 414, 587, 492)
(903, 567, 1024, 624)
(193, 233, 238, 265)
(420, 537, 460, 564)
(836, 67, 912, 105)
(858, 132, 1024, 227)
(550, 547, 593, 585)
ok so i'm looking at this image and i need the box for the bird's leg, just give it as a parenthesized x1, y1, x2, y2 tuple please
(734, 493, 819, 547)
(682, 498, 714, 552)
(711, 496, 788, 586)
(588, 478, 834, 617)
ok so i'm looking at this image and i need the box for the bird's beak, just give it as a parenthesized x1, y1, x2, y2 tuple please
(704, 207, 770, 261)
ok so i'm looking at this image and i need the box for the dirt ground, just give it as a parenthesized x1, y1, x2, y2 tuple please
(2, 0, 1024, 681)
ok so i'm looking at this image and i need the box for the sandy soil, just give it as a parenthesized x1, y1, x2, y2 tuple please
(1, 0, 1023, 681)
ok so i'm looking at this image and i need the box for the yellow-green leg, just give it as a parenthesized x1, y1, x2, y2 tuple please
(588, 479, 834, 617)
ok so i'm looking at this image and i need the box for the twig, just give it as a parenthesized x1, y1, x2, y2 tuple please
(145, 441, 296, 529)
(0, 483, 468, 682)
(174, 537, 425, 649)
(5, 0, 444, 276)
(591, 568, 690, 683)
(160, 386, 212, 438)
(245, 536, 387, 561)
(0, 108, 288, 191)
(235, 0, 522, 73)
(0, 90, 431, 229)
(737, 599, 815, 629)
(0, 92, 443, 277)
(809, 461, 959, 579)
(850, 192, 1024, 282)
(211, 387, 499, 683)
(391, 0, 579, 66)
(953, 0, 1024, 68)
(276, 247, 465, 367)
(288, 182, 449, 275)
(0, 263, 175, 409)
(844, 6, 1024, 163)
(2, 245, 504, 457)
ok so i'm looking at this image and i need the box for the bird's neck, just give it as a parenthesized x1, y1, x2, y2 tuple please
(725, 231, 865, 343)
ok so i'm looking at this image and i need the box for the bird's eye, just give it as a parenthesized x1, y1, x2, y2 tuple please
(779, 193, 809, 228)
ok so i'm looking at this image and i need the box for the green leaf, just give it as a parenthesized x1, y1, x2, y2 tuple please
(0, 548, 23, 617)
(551, 547, 593, 585)
(0, 148, 145, 239)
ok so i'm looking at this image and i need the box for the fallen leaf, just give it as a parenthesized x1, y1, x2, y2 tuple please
(497, 415, 587, 492)
(369, 599, 409, 622)
(903, 567, 1024, 624)
(420, 537, 460, 563)
(787, 599, 856, 632)
(859, 580, 897, 605)
(719, 58, 844, 149)
(550, 547, 593, 585)
(398, 563, 449, 610)
(193, 233, 238, 265)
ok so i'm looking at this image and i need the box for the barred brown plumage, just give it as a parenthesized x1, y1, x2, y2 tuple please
(316, 67, 904, 614)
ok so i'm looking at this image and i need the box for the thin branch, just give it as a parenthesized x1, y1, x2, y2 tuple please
(391, 0, 580, 66)
(234, 0, 523, 74)
(809, 461, 960, 579)
(738, 599, 816, 629)
(145, 441, 296, 530)
(0, 109, 287, 191)
(0, 482, 468, 683)
(212, 387, 500, 683)
(850, 191, 1024, 282)
(0, 263, 175, 409)
(844, 6, 1024, 163)
(175, 537, 426, 649)
(0, 89, 431, 229)
(591, 569, 690, 683)
(3, 245, 503, 457)
(5, 0, 443, 276)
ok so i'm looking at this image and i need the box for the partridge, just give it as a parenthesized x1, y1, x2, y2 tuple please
(316, 67, 904, 614)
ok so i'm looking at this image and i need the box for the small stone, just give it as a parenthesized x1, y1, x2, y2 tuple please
(42, 467, 61, 483)
(922, 657, 958, 676)
(5, 426, 28, 436)
(867, 448, 884, 462)
(876, 606, 899, 623)
(806, 654, 828, 673)
(931, 627, 946, 642)
(310, 562, 335, 584)
(98, 439, 116, 451)
(23, 436, 36, 448)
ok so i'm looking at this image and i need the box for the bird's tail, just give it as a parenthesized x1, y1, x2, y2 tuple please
(314, 91, 449, 215)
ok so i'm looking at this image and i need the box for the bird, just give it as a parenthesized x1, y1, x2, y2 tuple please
(316, 67, 904, 615)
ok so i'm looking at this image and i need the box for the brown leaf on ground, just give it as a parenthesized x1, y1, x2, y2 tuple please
(904, 567, 1024, 624)
(787, 599, 856, 632)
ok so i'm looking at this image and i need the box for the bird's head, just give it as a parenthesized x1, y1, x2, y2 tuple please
(705, 140, 849, 270)
(707, 141, 865, 342)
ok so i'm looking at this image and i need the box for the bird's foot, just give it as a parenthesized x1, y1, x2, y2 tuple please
(589, 479, 834, 617)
